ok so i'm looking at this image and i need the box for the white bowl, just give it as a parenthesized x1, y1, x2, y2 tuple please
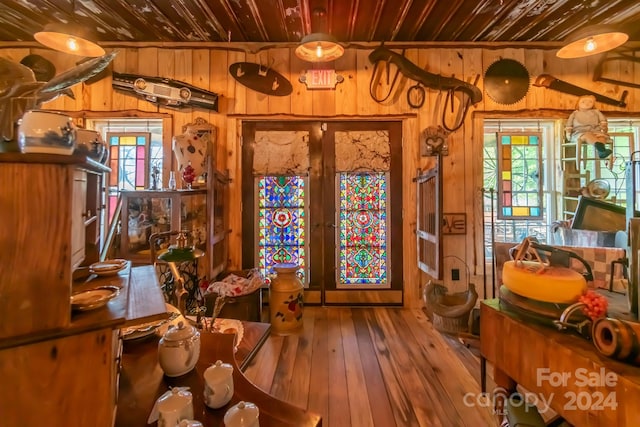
(17, 110, 76, 155)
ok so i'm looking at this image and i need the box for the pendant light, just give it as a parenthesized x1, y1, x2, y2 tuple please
(295, 7, 344, 63)
(34, 1, 104, 57)
(556, 1, 628, 59)
(556, 25, 628, 59)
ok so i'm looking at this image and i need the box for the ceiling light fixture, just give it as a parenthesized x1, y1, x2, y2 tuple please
(34, 0, 104, 57)
(556, 25, 628, 59)
(295, 7, 344, 63)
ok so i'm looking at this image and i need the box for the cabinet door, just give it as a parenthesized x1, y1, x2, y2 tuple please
(0, 328, 115, 427)
(71, 169, 87, 268)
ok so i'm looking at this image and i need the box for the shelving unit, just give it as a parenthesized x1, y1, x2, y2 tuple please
(119, 189, 208, 264)
(561, 140, 589, 220)
(561, 138, 617, 221)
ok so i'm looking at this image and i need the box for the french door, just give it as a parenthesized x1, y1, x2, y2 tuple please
(242, 121, 403, 305)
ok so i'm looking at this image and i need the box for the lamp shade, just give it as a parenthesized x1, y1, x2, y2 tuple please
(556, 25, 628, 59)
(34, 22, 105, 57)
(295, 32, 344, 63)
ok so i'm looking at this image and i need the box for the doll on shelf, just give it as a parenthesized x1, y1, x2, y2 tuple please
(565, 95, 612, 159)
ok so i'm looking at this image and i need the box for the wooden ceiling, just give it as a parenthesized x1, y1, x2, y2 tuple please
(0, 0, 639, 47)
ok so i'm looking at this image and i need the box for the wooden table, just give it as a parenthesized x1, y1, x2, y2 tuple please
(116, 320, 321, 426)
(480, 299, 640, 427)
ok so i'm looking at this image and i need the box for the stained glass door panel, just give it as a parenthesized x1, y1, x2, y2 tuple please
(256, 176, 308, 284)
(337, 172, 389, 288)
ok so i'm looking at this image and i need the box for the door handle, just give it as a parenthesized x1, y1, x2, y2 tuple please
(326, 223, 337, 228)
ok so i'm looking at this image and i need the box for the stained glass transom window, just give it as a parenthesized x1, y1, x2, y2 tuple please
(497, 132, 543, 220)
(338, 172, 389, 287)
(106, 132, 152, 221)
(256, 176, 307, 284)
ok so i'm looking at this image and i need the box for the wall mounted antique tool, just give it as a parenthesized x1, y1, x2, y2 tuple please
(368, 44, 481, 131)
(534, 74, 628, 108)
(483, 58, 530, 105)
(593, 51, 640, 90)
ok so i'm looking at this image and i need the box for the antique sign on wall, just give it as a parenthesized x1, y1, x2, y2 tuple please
(443, 213, 466, 235)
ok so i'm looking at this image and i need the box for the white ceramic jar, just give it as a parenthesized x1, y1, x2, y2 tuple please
(17, 110, 76, 155)
(156, 387, 194, 427)
(203, 359, 234, 409)
(158, 321, 201, 377)
(224, 401, 259, 427)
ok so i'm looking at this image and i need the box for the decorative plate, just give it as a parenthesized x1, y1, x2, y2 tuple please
(71, 286, 120, 311)
(89, 259, 127, 276)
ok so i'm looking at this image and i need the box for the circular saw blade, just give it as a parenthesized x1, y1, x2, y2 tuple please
(484, 58, 530, 105)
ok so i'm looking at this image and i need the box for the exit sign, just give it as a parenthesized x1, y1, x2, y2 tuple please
(299, 69, 344, 89)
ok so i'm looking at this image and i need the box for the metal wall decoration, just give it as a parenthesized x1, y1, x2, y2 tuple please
(112, 72, 219, 111)
(229, 62, 292, 96)
(534, 74, 628, 108)
(368, 44, 481, 132)
(483, 58, 530, 105)
(420, 126, 449, 157)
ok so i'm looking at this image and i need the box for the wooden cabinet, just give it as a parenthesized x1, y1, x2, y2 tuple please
(119, 189, 208, 264)
(0, 328, 116, 427)
(0, 153, 109, 339)
(0, 154, 167, 427)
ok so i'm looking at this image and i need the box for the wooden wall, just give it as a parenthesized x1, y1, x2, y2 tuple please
(1, 44, 638, 308)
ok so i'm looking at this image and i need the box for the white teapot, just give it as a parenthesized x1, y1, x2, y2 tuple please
(147, 387, 194, 427)
(203, 359, 234, 409)
(224, 401, 259, 427)
(158, 321, 201, 377)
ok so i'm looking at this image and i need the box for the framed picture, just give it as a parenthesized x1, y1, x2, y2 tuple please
(571, 196, 626, 232)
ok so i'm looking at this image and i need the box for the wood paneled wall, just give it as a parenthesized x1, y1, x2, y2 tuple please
(1, 44, 637, 307)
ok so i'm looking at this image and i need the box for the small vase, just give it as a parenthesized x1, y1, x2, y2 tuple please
(168, 171, 177, 190)
(269, 263, 304, 335)
(182, 161, 195, 190)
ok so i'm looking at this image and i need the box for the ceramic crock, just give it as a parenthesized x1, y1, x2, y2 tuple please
(75, 128, 107, 163)
(17, 110, 76, 155)
(269, 263, 304, 335)
(223, 401, 259, 427)
(158, 321, 201, 377)
(203, 359, 234, 409)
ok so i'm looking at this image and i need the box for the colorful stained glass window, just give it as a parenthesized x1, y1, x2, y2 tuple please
(106, 132, 155, 222)
(338, 172, 389, 286)
(496, 132, 543, 220)
(256, 176, 307, 284)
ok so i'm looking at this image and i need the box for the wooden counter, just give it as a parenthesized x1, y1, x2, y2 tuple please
(480, 299, 640, 427)
(0, 263, 167, 350)
(116, 322, 322, 426)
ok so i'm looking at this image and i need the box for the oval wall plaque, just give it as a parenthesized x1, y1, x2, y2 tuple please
(229, 62, 293, 96)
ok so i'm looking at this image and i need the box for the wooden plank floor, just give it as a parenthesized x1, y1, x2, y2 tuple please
(243, 307, 500, 427)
